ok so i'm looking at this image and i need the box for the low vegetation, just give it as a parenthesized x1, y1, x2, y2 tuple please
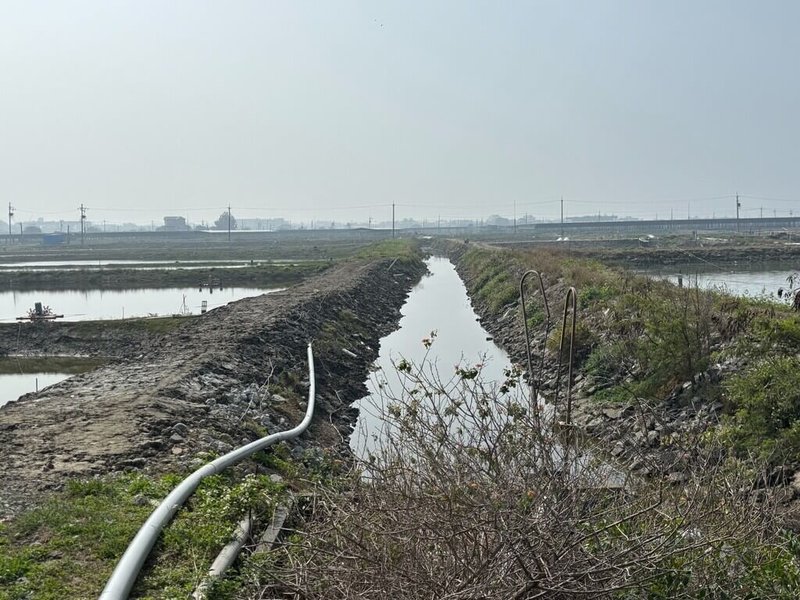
(0, 356, 104, 375)
(0, 461, 301, 599)
(4, 263, 328, 291)
(7, 239, 800, 597)
(255, 354, 800, 598)
(456, 243, 800, 468)
(352, 237, 423, 265)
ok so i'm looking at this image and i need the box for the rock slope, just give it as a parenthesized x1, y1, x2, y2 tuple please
(0, 257, 425, 518)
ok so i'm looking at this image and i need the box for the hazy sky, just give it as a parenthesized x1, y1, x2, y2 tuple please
(2, 1, 799, 226)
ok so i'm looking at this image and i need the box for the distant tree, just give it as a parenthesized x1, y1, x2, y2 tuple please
(22, 225, 42, 234)
(214, 211, 237, 231)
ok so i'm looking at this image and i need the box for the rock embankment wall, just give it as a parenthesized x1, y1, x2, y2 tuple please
(443, 241, 734, 484)
(0, 257, 425, 518)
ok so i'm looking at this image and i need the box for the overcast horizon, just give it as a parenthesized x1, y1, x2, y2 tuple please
(2, 1, 800, 227)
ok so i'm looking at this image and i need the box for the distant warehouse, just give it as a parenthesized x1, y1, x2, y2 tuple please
(42, 232, 66, 246)
(162, 216, 191, 231)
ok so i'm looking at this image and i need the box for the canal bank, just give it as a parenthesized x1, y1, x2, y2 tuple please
(0, 252, 426, 518)
(439, 241, 800, 526)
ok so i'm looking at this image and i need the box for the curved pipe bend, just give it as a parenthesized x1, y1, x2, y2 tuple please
(100, 342, 316, 600)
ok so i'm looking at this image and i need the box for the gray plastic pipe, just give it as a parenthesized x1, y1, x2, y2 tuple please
(192, 513, 252, 600)
(100, 343, 316, 600)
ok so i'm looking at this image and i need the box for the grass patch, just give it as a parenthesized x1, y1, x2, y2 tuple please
(0, 357, 105, 375)
(720, 356, 800, 463)
(353, 239, 423, 264)
(462, 249, 521, 314)
(0, 470, 287, 599)
(578, 283, 616, 306)
(4, 264, 328, 292)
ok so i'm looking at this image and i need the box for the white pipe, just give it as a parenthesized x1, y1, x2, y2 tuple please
(100, 343, 316, 600)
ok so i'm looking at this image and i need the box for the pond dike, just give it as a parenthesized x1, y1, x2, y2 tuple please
(0, 257, 426, 518)
(0, 319, 159, 358)
(442, 242, 775, 495)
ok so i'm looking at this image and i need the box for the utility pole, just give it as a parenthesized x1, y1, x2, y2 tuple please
(513, 199, 517, 235)
(736, 193, 741, 232)
(7, 203, 13, 241)
(392, 203, 395, 238)
(760, 206, 763, 219)
(438, 214, 441, 235)
(227, 204, 232, 242)
(80, 203, 86, 246)
(560, 196, 564, 237)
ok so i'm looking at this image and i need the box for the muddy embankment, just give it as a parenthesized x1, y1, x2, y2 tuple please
(0, 263, 328, 291)
(0, 257, 426, 518)
(0, 318, 183, 358)
(574, 242, 800, 268)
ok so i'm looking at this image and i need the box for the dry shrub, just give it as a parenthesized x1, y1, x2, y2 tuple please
(260, 358, 799, 599)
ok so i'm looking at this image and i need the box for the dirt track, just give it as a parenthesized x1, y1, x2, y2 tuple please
(0, 257, 425, 518)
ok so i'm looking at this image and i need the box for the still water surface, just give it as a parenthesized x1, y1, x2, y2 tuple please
(351, 257, 512, 457)
(0, 373, 71, 408)
(0, 287, 279, 322)
(0, 259, 315, 271)
(660, 269, 794, 299)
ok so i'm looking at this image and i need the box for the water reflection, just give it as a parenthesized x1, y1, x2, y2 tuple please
(0, 259, 316, 271)
(0, 373, 71, 408)
(351, 257, 512, 458)
(0, 287, 280, 322)
(351, 257, 627, 489)
(660, 269, 792, 299)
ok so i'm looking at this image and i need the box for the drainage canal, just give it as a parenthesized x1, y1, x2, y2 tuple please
(351, 256, 512, 458)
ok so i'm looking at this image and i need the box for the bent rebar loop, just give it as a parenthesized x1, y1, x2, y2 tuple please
(553, 287, 578, 431)
(519, 270, 551, 414)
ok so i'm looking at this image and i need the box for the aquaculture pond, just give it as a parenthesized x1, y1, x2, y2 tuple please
(0, 287, 281, 322)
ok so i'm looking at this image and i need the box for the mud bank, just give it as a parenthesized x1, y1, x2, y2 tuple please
(0, 263, 327, 291)
(0, 317, 191, 358)
(575, 242, 800, 267)
(0, 256, 426, 518)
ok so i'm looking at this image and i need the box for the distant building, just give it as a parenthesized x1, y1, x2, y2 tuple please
(42, 233, 67, 246)
(163, 216, 190, 231)
(238, 217, 292, 231)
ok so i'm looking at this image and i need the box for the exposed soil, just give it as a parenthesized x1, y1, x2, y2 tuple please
(0, 257, 426, 519)
(573, 242, 800, 267)
(0, 318, 178, 358)
(0, 263, 327, 291)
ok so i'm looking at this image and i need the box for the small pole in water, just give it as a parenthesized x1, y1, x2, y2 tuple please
(35, 377, 39, 393)
(677, 275, 683, 288)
